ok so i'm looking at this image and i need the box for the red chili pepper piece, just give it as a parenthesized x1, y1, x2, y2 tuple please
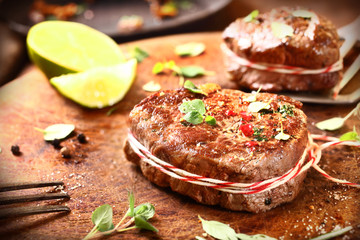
(240, 111, 252, 121)
(245, 141, 259, 148)
(226, 110, 236, 116)
(239, 124, 254, 137)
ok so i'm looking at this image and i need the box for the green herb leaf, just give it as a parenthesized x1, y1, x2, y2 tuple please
(316, 103, 360, 131)
(91, 204, 114, 232)
(292, 10, 314, 19)
(179, 99, 206, 115)
(175, 42, 205, 57)
(309, 226, 352, 240)
(183, 111, 204, 125)
(180, 66, 206, 78)
(243, 87, 262, 102)
(195, 236, 207, 240)
(271, 22, 294, 39)
(198, 216, 238, 240)
(205, 115, 216, 126)
(248, 102, 270, 113)
(134, 216, 159, 232)
(339, 127, 360, 142)
(236, 233, 277, 240)
(184, 80, 207, 95)
(152, 62, 164, 74)
(243, 10, 259, 23)
(279, 104, 294, 117)
(132, 47, 149, 62)
(275, 131, 290, 141)
(315, 117, 344, 131)
(143, 81, 161, 92)
(34, 124, 75, 141)
(127, 191, 135, 217)
(134, 203, 155, 220)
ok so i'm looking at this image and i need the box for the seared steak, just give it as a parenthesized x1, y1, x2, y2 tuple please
(222, 7, 341, 92)
(125, 83, 308, 212)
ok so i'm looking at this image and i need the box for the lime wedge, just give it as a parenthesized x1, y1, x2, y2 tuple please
(27, 21, 125, 78)
(50, 59, 137, 108)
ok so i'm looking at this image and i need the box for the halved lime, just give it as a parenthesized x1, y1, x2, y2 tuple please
(27, 21, 125, 78)
(50, 59, 137, 108)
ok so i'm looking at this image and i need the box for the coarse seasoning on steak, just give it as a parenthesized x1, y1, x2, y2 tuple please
(124, 83, 309, 212)
(222, 7, 341, 92)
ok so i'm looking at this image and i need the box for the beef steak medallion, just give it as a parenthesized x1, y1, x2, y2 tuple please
(125, 83, 309, 212)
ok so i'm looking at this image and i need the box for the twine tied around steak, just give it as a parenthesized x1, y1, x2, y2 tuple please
(221, 43, 343, 75)
(127, 130, 360, 194)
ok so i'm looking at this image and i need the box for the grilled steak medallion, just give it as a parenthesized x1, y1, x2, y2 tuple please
(222, 7, 341, 92)
(125, 83, 308, 212)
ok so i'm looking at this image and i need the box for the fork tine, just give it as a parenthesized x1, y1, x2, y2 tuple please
(0, 192, 70, 205)
(0, 181, 65, 192)
(0, 205, 70, 219)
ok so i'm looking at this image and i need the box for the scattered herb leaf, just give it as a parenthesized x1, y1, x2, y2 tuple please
(271, 22, 294, 39)
(316, 103, 359, 131)
(175, 42, 205, 57)
(180, 66, 207, 78)
(292, 10, 314, 19)
(198, 216, 238, 240)
(236, 233, 277, 240)
(205, 115, 216, 126)
(248, 102, 270, 113)
(179, 99, 206, 115)
(183, 111, 204, 125)
(134, 215, 158, 232)
(34, 124, 75, 141)
(143, 81, 161, 92)
(91, 204, 114, 232)
(128, 191, 135, 217)
(132, 47, 149, 62)
(106, 106, 118, 116)
(152, 62, 164, 74)
(339, 127, 359, 142)
(243, 9, 259, 23)
(309, 226, 352, 240)
(133, 203, 155, 220)
(243, 87, 262, 102)
(184, 80, 207, 95)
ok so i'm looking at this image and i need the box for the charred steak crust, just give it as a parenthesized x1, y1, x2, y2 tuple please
(222, 7, 341, 92)
(125, 84, 308, 212)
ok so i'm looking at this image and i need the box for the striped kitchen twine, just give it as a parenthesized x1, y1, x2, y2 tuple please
(127, 131, 360, 194)
(221, 43, 343, 75)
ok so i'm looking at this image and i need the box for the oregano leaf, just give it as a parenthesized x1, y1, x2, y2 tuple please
(248, 102, 270, 113)
(205, 115, 216, 126)
(243, 9, 259, 23)
(175, 42, 205, 57)
(183, 111, 204, 125)
(315, 117, 344, 131)
(198, 216, 238, 240)
(179, 99, 206, 115)
(91, 204, 114, 232)
(180, 66, 206, 78)
(271, 22, 294, 39)
(134, 216, 158, 232)
(184, 80, 207, 96)
(34, 123, 75, 141)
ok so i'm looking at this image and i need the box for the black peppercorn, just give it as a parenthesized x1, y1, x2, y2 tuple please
(77, 133, 87, 143)
(265, 198, 272, 205)
(60, 147, 71, 158)
(11, 145, 21, 156)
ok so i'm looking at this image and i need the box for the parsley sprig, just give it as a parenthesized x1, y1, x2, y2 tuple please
(83, 192, 157, 240)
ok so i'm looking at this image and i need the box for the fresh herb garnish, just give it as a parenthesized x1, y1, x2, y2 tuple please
(34, 124, 75, 141)
(248, 101, 270, 113)
(184, 80, 207, 95)
(175, 42, 205, 57)
(292, 9, 314, 19)
(205, 115, 216, 126)
(275, 120, 290, 141)
(316, 103, 359, 131)
(179, 99, 206, 115)
(180, 66, 214, 78)
(143, 81, 161, 92)
(179, 99, 216, 126)
(253, 127, 268, 141)
(339, 126, 360, 142)
(198, 216, 276, 240)
(132, 47, 149, 62)
(279, 105, 294, 118)
(243, 87, 262, 103)
(83, 192, 157, 240)
(271, 22, 294, 39)
(243, 10, 259, 23)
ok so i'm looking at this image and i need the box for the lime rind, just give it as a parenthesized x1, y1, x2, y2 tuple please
(50, 59, 137, 108)
(27, 20, 125, 79)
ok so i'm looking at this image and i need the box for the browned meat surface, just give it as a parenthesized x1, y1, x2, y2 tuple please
(125, 83, 309, 212)
(222, 7, 341, 92)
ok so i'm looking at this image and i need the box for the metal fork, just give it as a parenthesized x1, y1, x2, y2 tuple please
(0, 181, 70, 218)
